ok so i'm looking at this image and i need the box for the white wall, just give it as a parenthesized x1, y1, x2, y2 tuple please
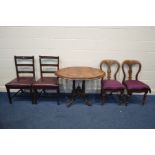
(0, 26, 155, 93)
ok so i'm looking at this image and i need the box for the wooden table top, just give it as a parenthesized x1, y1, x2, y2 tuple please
(55, 66, 105, 80)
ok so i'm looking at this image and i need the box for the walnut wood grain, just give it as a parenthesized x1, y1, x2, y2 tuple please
(100, 59, 120, 80)
(122, 59, 141, 81)
(55, 67, 105, 80)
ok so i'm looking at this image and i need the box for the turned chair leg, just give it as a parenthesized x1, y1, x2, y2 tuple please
(6, 87, 12, 104)
(119, 90, 124, 105)
(142, 91, 148, 105)
(125, 92, 132, 106)
(124, 94, 128, 106)
(101, 90, 106, 105)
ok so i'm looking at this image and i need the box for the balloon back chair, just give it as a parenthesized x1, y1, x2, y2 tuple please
(5, 56, 35, 104)
(32, 56, 60, 104)
(100, 59, 125, 105)
(122, 60, 151, 105)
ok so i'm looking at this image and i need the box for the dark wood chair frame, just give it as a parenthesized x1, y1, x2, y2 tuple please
(5, 56, 35, 104)
(122, 60, 151, 105)
(100, 59, 125, 104)
(32, 56, 60, 104)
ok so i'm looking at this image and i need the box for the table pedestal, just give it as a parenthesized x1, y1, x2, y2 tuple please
(67, 80, 92, 107)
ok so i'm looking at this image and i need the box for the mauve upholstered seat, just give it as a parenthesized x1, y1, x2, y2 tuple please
(102, 80, 125, 90)
(123, 80, 151, 91)
(33, 77, 58, 88)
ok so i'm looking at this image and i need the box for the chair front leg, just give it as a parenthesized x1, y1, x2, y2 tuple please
(142, 91, 148, 105)
(33, 88, 38, 104)
(101, 89, 106, 105)
(125, 91, 132, 106)
(30, 87, 34, 104)
(120, 90, 124, 105)
(6, 87, 12, 104)
(57, 87, 60, 105)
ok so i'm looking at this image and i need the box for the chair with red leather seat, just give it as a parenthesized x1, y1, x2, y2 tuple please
(100, 59, 125, 104)
(5, 56, 35, 104)
(32, 56, 60, 104)
(122, 60, 151, 105)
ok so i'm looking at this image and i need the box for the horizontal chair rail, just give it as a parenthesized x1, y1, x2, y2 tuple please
(17, 71, 34, 73)
(16, 64, 34, 66)
(41, 64, 58, 66)
(15, 56, 34, 59)
(41, 71, 56, 73)
(40, 56, 59, 59)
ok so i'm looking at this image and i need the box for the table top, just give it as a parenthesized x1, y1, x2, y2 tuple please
(55, 66, 105, 80)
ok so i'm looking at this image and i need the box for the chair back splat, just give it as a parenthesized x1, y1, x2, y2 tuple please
(100, 59, 120, 80)
(14, 56, 35, 79)
(39, 56, 59, 79)
(122, 60, 141, 81)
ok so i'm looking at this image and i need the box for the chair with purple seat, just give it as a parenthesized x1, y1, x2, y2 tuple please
(122, 60, 151, 105)
(5, 56, 35, 104)
(100, 59, 125, 105)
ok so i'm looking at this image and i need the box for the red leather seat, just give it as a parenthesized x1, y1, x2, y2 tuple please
(33, 77, 58, 88)
(6, 77, 35, 88)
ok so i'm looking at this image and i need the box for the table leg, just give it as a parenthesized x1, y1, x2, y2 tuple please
(66, 80, 92, 107)
(81, 80, 92, 106)
(66, 80, 76, 107)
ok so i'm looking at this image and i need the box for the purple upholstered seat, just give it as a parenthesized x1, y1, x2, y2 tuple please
(123, 80, 151, 91)
(102, 80, 125, 90)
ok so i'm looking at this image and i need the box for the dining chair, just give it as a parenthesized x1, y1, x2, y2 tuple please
(100, 59, 125, 105)
(32, 56, 60, 104)
(5, 56, 35, 104)
(122, 60, 151, 105)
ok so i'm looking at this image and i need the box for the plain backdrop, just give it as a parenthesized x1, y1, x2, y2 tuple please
(0, 26, 155, 94)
